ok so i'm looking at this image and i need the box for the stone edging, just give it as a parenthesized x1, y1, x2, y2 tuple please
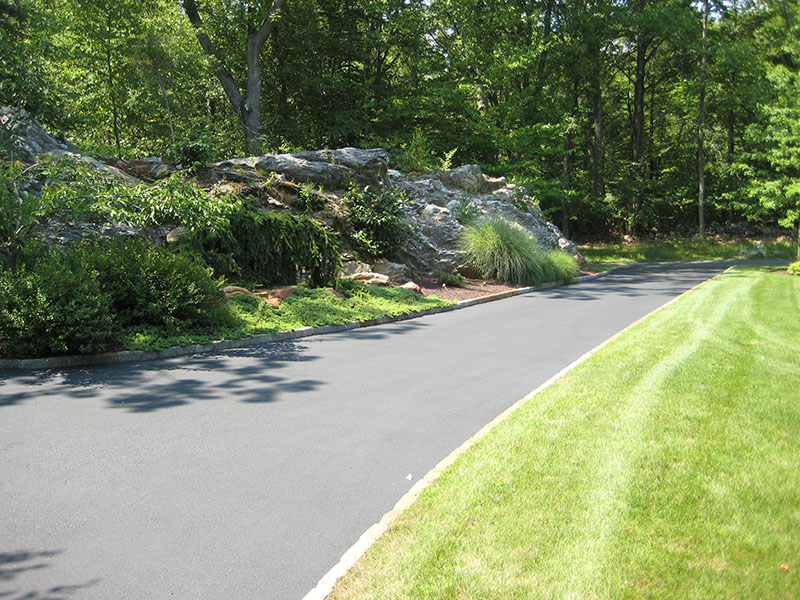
(0, 271, 612, 371)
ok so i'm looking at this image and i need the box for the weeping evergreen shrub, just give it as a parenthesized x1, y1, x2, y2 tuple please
(181, 208, 341, 287)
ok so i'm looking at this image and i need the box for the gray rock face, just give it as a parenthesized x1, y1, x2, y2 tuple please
(394, 166, 586, 273)
(212, 148, 389, 190)
(214, 149, 584, 274)
(1, 106, 80, 161)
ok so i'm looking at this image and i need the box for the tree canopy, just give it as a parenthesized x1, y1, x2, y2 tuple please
(3, 0, 800, 240)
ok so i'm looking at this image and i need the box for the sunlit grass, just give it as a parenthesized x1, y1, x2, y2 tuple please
(121, 282, 454, 351)
(329, 267, 800, 600)
(579, 237, 796, 263)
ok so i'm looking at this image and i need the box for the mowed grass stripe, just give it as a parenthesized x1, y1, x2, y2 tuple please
(328, 268, 800, 600)
(558, 271, 752, 599)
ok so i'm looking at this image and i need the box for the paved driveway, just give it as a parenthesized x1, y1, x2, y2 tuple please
(0, 262, 739, 599)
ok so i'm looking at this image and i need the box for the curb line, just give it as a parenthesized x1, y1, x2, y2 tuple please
(301, 266, 731, 600)
(0, 271, 611, 371)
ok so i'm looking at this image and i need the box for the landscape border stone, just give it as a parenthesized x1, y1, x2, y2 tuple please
(0, 272, 612, 371)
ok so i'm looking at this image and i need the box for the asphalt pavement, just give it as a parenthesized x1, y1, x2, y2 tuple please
(0, 262, 743, 599)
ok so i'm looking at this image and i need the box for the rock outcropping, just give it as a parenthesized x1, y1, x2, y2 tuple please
(2, 106, 585, 273)
(212, 148, 585, 272)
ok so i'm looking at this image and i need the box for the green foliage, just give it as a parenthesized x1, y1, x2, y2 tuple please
(72, 238, 223, 329)
(788, 261, 800, 276)
(459, 218, 547, 286)
(39, 156, 240, 230)
(579, 238, 796, 263)
(543, 250, 581, 283)
(453, 196, 478, 225)
(173, 136, 212, 167)
(0, 159, 58, 270)
(5, 0, 800, 241)
(122, 281, 454, 352)
(343, 184, 408, 258)
(1, 154, 240, 270)
(434, 269, 465, 287)
(0, 251, 115, 358)
(179, 207, 341, 287)
(0, 238, 224, 358)
(294, 183, 327, 212)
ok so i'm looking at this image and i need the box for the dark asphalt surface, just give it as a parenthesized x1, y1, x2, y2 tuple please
(0, 262, 748, 599)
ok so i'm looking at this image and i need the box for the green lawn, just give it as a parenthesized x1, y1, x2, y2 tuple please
(329, 267, 800, 599)
(579, 238, 796, 264)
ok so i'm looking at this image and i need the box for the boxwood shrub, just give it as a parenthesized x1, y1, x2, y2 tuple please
(0, 238, 224, 359)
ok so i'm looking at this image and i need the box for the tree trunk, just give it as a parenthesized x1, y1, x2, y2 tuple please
(727, 109, 735, 159)
(182, 0, 286, 155)
(155, 68, 176, 154)
(632, 38, 648, 233)
(796, 216, 800, 261)
(105, 42, 121, 159)
(0, 246, 19, 272)
(562, 86, 578, 238)
(698, 0, 709, 238)
(589, 37, 604, 202)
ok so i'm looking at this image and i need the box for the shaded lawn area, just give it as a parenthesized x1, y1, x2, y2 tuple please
(579, 238, 796, 264)
(329, 267, 800, 599)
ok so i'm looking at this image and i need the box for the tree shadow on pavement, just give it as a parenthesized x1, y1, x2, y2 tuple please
(0, 341, 325, 412)
(0, 550, 100, 600)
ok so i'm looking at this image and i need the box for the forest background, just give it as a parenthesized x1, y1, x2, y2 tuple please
(2, 0, 799, 240)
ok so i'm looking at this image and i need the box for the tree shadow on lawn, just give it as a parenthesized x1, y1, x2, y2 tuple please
(0, 550, 100, 600)
(0, 341, 325, 412)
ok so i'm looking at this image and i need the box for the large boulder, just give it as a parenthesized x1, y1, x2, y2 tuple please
(211, 148, 390, 190)
(1, 106, 139, 184)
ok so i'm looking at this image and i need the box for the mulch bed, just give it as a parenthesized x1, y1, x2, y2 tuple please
(415, 277, 522, 302)
(415, 270, 602, 302)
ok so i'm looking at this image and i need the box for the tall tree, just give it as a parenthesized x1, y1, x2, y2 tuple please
(182, 0, 287, 154)
(698, 0, 709, 237)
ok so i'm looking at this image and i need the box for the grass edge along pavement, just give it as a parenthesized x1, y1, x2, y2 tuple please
(319, 266, 800, 600)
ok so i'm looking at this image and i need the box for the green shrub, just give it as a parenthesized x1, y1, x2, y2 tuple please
(459, 218, 547, 286)
(0, 239, 225, 358)
(294, 183, 327, 212)
(180, 207, 341, 287)
(73, 238, 224, 330)
(542, 250, 581, 283)
(344, 184, 407, 258)
(435, 269, 466, 287)
(173, 137, 212, 167)
(788, 261, 800, 276)
(0, 254, 115, 358)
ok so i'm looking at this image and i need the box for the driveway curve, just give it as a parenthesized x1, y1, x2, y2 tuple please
(0, 262, 750, 599)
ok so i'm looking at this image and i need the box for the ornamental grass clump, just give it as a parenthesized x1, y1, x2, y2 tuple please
(543, 249, 581, 283)
(459, 218, 546, 286)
